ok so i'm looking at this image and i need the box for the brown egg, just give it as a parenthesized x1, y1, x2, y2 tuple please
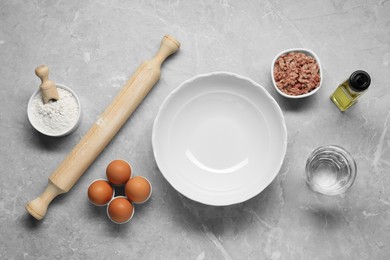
(106, 160, 132, 185)
(88, 180, 113, 206)
(107, 197, 134, 224)
(125, 176, 152, 203)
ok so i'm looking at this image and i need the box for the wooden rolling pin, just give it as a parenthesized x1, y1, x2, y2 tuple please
(26, 35, 180, 220)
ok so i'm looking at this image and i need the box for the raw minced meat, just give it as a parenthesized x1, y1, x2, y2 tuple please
(273, 52, 320, 96)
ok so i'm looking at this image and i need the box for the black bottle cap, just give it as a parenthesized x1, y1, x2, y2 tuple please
(348, 70, 371, 92)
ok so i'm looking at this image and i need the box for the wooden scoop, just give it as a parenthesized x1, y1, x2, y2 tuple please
(35, 65, 60, 103)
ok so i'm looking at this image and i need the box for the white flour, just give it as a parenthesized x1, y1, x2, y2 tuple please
(30, 87, 79, 134)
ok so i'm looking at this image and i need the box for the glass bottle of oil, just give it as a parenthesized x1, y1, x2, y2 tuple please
(330, 70, 371, 111)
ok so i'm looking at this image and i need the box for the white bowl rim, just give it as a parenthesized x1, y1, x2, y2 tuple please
(152, 71, 287, 206)
(27, 83, 82, 137)
(271, 48, 323, 99)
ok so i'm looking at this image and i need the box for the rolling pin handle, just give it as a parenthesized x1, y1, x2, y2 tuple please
(25, 180, 65, 220)
(153, 35, 181, 66)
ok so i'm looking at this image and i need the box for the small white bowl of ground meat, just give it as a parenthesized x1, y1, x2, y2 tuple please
(271, 48, 322, 98)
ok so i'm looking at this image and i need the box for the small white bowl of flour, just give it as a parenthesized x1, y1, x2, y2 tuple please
(27, 84, 81, 137)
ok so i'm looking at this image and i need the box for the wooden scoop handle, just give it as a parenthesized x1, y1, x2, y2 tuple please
(35, 65, 60, 103)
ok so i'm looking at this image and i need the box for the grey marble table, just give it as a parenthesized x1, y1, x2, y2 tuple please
(1, 0, 389, 259)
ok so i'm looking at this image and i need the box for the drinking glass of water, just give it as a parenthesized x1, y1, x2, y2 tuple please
(306, 145, 357, 195)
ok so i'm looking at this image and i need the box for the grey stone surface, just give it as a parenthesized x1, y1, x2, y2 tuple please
(1, 0, 389, 259)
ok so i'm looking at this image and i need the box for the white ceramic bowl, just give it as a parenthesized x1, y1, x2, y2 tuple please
(152, 72, 287, 206)
(271, 48, 323, 98)
(27, 84, 81, 137)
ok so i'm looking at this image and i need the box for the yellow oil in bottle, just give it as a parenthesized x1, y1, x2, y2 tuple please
(330, 81, 360, 111)
(330, 71, 371, 112)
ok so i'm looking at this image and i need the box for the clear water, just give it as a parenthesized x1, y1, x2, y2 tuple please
(306, 146, 356, 195)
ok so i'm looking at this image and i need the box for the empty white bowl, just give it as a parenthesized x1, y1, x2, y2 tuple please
(152, 72, 287, 206)
(271, 48, 323, 98)
(27, 84, 81, 137)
